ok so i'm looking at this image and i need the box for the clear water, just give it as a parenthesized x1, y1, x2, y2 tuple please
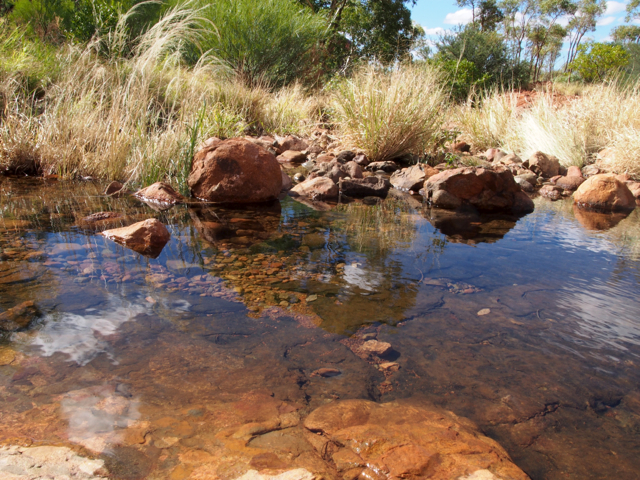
(1, 178, 639, 479)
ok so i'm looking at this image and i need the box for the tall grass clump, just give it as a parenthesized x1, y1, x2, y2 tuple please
(502, 80, 640, 169)
(0, 4, 323, 189)
(331, 65, 446, 162)
(191, 0, 327, 88)
(452, 89, 520, 152)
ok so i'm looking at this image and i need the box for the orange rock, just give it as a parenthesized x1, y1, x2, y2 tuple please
(188, 138, 282, 203)
(134, 182, 185, 205)
(574, 174, 636, 212)
(303, 399, 530, 480)
(290, 177, 338, 201)
(101, 218, 170, 258)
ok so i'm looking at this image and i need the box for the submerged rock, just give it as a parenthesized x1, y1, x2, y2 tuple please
(303, 399, 529, 480)
(0, 301, 38, 331)
(134, 182, 185, 205)
(104, 181, 131, 198)
(101, 218, 170, 258)
(290, 177, 339, 201)
(280, 170, 292, 192)
(188, 138, 282, 203)
(424, 166, 534, 213)
(574, 174, 636, 212)
(0, 445, 106, 479)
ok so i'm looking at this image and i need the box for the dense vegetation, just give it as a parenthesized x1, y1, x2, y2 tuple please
(0, 0, 638, 185)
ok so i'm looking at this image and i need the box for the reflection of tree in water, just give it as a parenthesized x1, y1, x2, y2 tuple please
(334, 197, 419, 254)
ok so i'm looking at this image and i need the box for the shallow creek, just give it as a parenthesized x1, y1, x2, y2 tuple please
(1, 178, 640, 479)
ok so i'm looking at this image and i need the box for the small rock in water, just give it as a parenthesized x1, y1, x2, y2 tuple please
(306, 294, 318, 302)
(361, 340, 392, 356)
(311, 368, 341, 378)
(145, 296, 156, 304)
(477, 308, 491, 316)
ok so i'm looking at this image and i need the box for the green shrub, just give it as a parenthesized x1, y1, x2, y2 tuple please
(188, 0, 326, 88)
(570, 42, 630, 82)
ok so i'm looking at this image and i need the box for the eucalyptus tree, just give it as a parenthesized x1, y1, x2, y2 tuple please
(627, 0, 640, 21)
(612, 25, 640, 44)
(499, 0, 537, 65)
(564, 0, 606, 71)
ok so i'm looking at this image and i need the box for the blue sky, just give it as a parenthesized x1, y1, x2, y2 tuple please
(410, 0, 638, 44)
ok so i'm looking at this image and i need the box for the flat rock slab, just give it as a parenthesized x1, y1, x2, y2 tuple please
(303, 399, 529, 480)
(0, 445, 106, 479)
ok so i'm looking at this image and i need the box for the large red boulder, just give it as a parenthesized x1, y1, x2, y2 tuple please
(573, 174, 636, 212)
(424, 166, 534, 213)
(188, 138, 282, 203)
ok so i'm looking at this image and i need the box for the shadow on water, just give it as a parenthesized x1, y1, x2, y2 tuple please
(1, 179, 640, 479)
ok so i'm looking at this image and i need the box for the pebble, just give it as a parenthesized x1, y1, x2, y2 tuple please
(477, 308, 491, 316)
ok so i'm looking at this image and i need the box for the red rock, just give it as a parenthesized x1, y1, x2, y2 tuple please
(188, 138, 282, 203)
(281, 170, 292, 192)
(390, 164, 438, 192)
(277, 150, 307, 163)
(290, 177, 338, 201)
(555, 175, 585, 191)
(566, 166, 582, 177)
(101, 219, 171, 258)
(104, 181, 131, 197)
(425, 166, 534, 213)
(134, 182, 185, 205)
(524, 152, 560, 178)
(360, 340, 392, 356)
(539, 185, 563, 200)
(484, 148, 503, 161)
(574, 174, 636, 212)
(303, 399, 529, 480)
(353, 153, 370, 166)
(549, 175, 562, 184)
(316, 154, 335, 163)
(627, 181, 640, 199)
(277, 135, 308, 152)
(340, 176, 390, 198)
(342, 161, 363, 179)
(0, 301, 37, 331)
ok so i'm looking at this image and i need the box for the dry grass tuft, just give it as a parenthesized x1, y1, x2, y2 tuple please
(331, 65, 446, 162)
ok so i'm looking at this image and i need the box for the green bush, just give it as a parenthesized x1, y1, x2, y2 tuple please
(188, 0, 327, 88)
(570, 42, 631, 82)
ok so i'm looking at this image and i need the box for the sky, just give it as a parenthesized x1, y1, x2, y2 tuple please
(410, 0, 638, 45)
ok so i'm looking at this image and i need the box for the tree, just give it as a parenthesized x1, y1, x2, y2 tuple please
(456, 0, 480, 23)
(499, 0, 537, 65)
(564, 0, 606, 71)
(477, 0, 504, 31)
(612, 25, 640, 44)
(627, 0, 639, 21)
(299, 0, 420, 66)
(569, 42, 631, 81)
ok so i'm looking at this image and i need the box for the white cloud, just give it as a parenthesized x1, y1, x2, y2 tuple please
(424, 27, 446, 36)
(597, 16, 617, 26)
(444, 8, 474, 25)
(605, 1, 627, 15)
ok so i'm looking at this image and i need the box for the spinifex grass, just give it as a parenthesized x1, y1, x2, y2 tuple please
(331, 65, 446, 162)
(0, 5, 321, 187)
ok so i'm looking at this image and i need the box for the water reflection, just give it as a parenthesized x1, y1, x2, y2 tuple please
(423, 207, 523, 244)
(62, 384, 141, 453)
(1, 178, 640, 479)
(573, 204, 631, 231)
(27, 298, 148, 365)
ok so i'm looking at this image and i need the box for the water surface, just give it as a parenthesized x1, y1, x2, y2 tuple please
(1, 178, 639, 479)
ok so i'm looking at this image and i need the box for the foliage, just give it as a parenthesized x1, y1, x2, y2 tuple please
(570, 42, 631, 82)
(434, 24, 528, 99)
(331, 64, 446, 162)
(190, 0, 326, 89)
(0, 4, 322, 185)
(612, 25, 640, 44)
(300, 0, 420, 66)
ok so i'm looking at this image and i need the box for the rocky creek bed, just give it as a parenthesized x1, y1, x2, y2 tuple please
(0, 178, 640, 479)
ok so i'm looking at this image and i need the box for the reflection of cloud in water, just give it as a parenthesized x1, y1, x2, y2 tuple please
(541, 219, 620, 256)
(28, 296, 191, 365)
(342, 263, 383, 292)
(61, 384, 141, 453)
(559, 286, 640, 353)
